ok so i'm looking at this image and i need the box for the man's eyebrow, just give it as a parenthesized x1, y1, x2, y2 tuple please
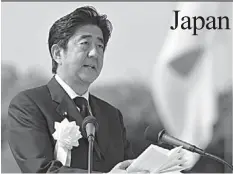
(78, 35, 104, 45)
(79, 35, 92, 40)
(97, 37, 104, 44)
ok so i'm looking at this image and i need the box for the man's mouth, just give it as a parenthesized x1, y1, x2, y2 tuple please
(83, 65, 96, 69)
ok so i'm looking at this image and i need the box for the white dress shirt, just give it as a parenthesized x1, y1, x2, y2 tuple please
(55, 75, 89, 101)
(55, 75, 90, 113)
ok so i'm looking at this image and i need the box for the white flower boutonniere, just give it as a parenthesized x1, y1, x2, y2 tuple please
(52, 118, 82, 166)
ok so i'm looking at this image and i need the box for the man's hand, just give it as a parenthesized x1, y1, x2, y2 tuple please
(179, 149, 200, 171)
(108, 160, 150, 173)
(109, 160, 133, 173)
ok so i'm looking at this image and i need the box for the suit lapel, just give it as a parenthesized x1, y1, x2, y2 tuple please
(47, 77, 110, 160)
(47, 76, 83, 127)
(89, 95, 110, 156)
(56, 95, 83, 126)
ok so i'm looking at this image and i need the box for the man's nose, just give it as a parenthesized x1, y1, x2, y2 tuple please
(88, 45, 99, 59)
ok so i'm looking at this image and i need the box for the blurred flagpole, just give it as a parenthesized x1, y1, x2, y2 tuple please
(151, 2, 222, 169)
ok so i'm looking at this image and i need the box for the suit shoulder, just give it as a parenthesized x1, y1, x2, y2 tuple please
(23, 85, 48, 96)
(10, 85, 49, 105)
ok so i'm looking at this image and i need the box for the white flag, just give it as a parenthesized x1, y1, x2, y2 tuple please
(150, 2, 230, 169)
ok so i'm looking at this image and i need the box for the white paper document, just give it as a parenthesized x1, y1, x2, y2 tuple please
(127, 145, 187, 173)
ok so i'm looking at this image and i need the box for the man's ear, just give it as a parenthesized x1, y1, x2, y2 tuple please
(51, 44, 64, 65)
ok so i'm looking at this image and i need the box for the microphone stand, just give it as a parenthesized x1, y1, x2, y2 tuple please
(203, 152, 233, 171)
(82, 115, 99, 173)
(88, 135, 95, 174)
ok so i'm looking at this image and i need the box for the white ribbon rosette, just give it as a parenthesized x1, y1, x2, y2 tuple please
(52, 118, 82, 166)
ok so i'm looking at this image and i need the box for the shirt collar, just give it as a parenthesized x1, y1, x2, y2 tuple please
(55, 74, 89, 101)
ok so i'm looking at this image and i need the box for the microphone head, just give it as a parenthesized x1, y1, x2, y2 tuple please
(81, 116, 99, 138)
(158, 129, 166, 144)
(144, 126, 158, 144)
(144, 127, 174, 150)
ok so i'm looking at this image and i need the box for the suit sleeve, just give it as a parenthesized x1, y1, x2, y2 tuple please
(7, 92, 87, 173)
(117, 110, 135, 160)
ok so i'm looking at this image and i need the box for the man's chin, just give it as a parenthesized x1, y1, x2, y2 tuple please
(80, 75, 98, 84)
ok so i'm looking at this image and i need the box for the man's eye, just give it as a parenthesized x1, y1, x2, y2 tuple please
(98, 44, 104, 49)
(79, 41, 90, 50)
(80, 41, 89, 45)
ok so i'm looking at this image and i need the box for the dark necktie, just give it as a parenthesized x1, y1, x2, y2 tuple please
(73, 96, 104, 160)
(73, 97, 90, 118)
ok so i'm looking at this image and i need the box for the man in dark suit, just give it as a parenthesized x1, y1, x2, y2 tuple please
(7, 6, 136, 173)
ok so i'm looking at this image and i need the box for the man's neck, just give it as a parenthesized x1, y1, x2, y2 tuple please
(56, 74, 90, 96)
(69, 80, 89, 96)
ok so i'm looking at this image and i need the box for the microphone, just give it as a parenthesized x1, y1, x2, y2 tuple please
(157, 129, 205, 155)
(81, 116, 99, 174)
(144, 127, 233, 171)
(144, 126, 205, 155)
(82, 115, 99, 139)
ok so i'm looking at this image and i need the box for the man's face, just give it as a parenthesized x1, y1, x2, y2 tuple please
(58, 24, 105, 84)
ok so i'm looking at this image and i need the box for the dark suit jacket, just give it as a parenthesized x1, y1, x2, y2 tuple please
(7, 77, 134, 173)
